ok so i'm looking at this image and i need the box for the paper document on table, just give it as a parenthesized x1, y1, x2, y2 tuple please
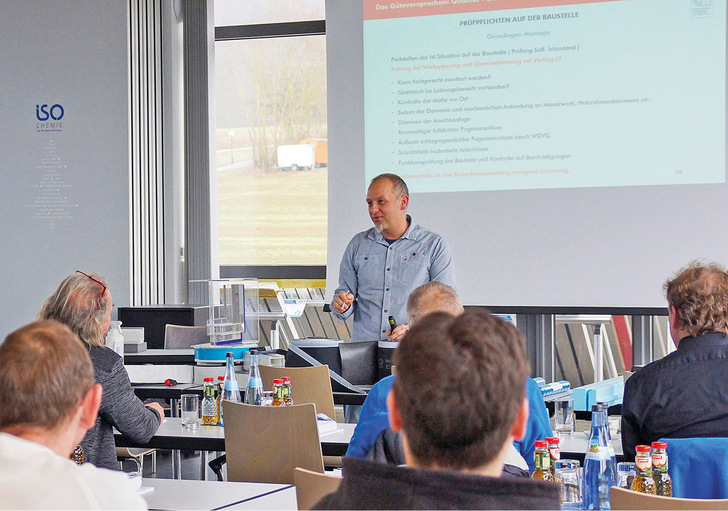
(317, 413, 337, 434)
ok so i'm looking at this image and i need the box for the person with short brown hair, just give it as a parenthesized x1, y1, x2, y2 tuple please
(315, 310, 560, 509)
(0, 320, 147, 509)
(39, 271, 163, 470)
(622, 261, 728, 460)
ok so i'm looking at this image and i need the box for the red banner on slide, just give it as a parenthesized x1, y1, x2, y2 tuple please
(364, 0, 622, 21)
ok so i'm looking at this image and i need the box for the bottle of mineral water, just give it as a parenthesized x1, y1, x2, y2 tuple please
(244, 349, 263, 406)
(220, 352, 241, 426)
(584, 404, 613, 510)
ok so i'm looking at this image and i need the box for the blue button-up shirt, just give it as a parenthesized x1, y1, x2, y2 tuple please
(332, 216, 456, 342)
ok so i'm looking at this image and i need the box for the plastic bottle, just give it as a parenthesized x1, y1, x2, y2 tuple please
(546, 437, 560, 479)
(244, 349, 263, 405)
(106, 321, 125, 358)
(631, 445, 657, 494)
(532, 440, 554, 480)
(220, 352, 241, 426)
(283, 376, 293, 405)
(216, 376, 225, 425)
(651, 441, 672, 497)
(201, 377, 218, 425)
(583, 404, 613, 510)
(272, 379, 285, 406)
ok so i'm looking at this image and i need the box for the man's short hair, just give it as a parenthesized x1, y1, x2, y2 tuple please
(39, 272, 111, 347)
(406, 281, 463, 325)
(0, 320, 95, 431)
(664, 261, 728, 337)
(371, 173, 409, 199)
(392, 309, 529, 470)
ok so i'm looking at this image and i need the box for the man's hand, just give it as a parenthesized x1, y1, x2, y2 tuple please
(334, 291, 355, 313)
(145, 402, 165, 423)
(388, 323, 409, 341)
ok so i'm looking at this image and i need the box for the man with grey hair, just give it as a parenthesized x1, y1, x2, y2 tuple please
(0, 320, 147, 509)
(331, 173, 456, 342)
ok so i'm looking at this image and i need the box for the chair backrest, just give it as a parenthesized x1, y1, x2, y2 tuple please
(610, 486, 728, 510)
(293, 467, 342, 510)
(259, 364, 336, 419)
(163, 324, 208, 349)
(661, 437, 728, 499)
(222, 401, 324, 484)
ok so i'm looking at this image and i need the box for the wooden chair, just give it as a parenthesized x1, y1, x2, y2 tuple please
(293, 467, 342, 510)
(163, 324, 208, 349)
(222, 401, 324, 484)
(610, 486, 728, 510)
(259, 364, 336, 420)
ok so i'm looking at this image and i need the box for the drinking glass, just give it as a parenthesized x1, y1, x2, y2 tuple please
(555, 459, 582, 510)
(554, 398, 575, 435)
(181, 394, 200, 430)
(617, 461, 635, 489)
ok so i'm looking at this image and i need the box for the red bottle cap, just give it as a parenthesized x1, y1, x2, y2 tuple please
(636, 445, 651, 453)
(534, 440, 548, 448)
(651, 441, 667, 449)
(273, 378, 284, 384)
(218, 376, 225, 380)
(283, 377, 291, 382)
(546, 437, 560, 444)
(204, 377, 213, 382)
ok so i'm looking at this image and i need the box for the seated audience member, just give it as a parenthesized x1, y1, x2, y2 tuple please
(39, 271, 163, 470)
(622, 261, 728, 460)
(315, 310, 560, 509)
(346, 281, 552, 472)
(0, 320, 147, 509)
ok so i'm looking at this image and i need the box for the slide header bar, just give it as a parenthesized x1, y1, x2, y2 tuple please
(364, 0, 620, 21)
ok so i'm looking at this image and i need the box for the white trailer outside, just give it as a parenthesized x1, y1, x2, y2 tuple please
(276, 143, 315, 171)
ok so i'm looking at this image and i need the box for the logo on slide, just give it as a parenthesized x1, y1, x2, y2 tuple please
(35, 103, 65, 133)
(691, 0, 713, 17)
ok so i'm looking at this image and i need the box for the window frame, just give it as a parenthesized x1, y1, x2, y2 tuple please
(215, 18, 327, 280)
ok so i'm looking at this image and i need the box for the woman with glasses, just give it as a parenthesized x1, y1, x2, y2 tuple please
(39, 271, 164, 470)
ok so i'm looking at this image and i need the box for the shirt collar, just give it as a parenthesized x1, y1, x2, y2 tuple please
(370, 215, 416, 243)
(677, 331, 728, 352)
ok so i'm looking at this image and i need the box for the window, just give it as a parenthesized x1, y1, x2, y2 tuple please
(215, 1, 327, 278)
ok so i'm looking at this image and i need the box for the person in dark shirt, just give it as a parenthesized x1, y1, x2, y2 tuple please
(39, 271, 163, 470)
(621, 261, 728, 460)
(314, 309, 560, 510)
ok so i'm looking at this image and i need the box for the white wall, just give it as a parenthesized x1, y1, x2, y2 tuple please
(0, 0, 131, 333)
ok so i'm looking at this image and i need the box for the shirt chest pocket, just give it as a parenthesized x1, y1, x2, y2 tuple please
(354, 253, 386, 291)
(397, 251, 429, 285)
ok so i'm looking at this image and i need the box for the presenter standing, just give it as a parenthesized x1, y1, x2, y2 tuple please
(331, 173, 457, 342)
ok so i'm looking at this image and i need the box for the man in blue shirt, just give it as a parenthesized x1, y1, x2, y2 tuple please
(331, 173, 456, 342)
(346, 282, 553, 472)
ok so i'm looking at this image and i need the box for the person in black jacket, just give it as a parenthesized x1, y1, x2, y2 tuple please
(39, 271, 163, 470)
(314, 310, 560, 510)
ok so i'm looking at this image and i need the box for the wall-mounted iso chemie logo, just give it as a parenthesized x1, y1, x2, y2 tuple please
(35, 103, 65, 133)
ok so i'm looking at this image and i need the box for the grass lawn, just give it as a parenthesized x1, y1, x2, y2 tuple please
(217, 166, 328, 266)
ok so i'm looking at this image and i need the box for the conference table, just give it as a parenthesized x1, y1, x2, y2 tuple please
(140, 477, 296, 510)
(115, 418, 356, 479)
(557, 420, 624, 464)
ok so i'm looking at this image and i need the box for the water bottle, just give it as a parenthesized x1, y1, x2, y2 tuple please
(244, 349, 263, 405)
(599, 402, 618, 484)
(583, 404, 613, 510)
(220, 352, 241, 426)
(106, 321, 124, 358)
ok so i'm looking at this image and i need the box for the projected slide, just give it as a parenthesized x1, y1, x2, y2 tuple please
(363, 0, 726, 193)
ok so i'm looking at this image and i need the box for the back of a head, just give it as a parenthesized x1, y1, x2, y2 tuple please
(664, 260, 728, 336)
(393, 309, 529, 470)
(406, 281, 463, 325)
(0, 320, 95, 431)
(38, 271, 110, 347)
